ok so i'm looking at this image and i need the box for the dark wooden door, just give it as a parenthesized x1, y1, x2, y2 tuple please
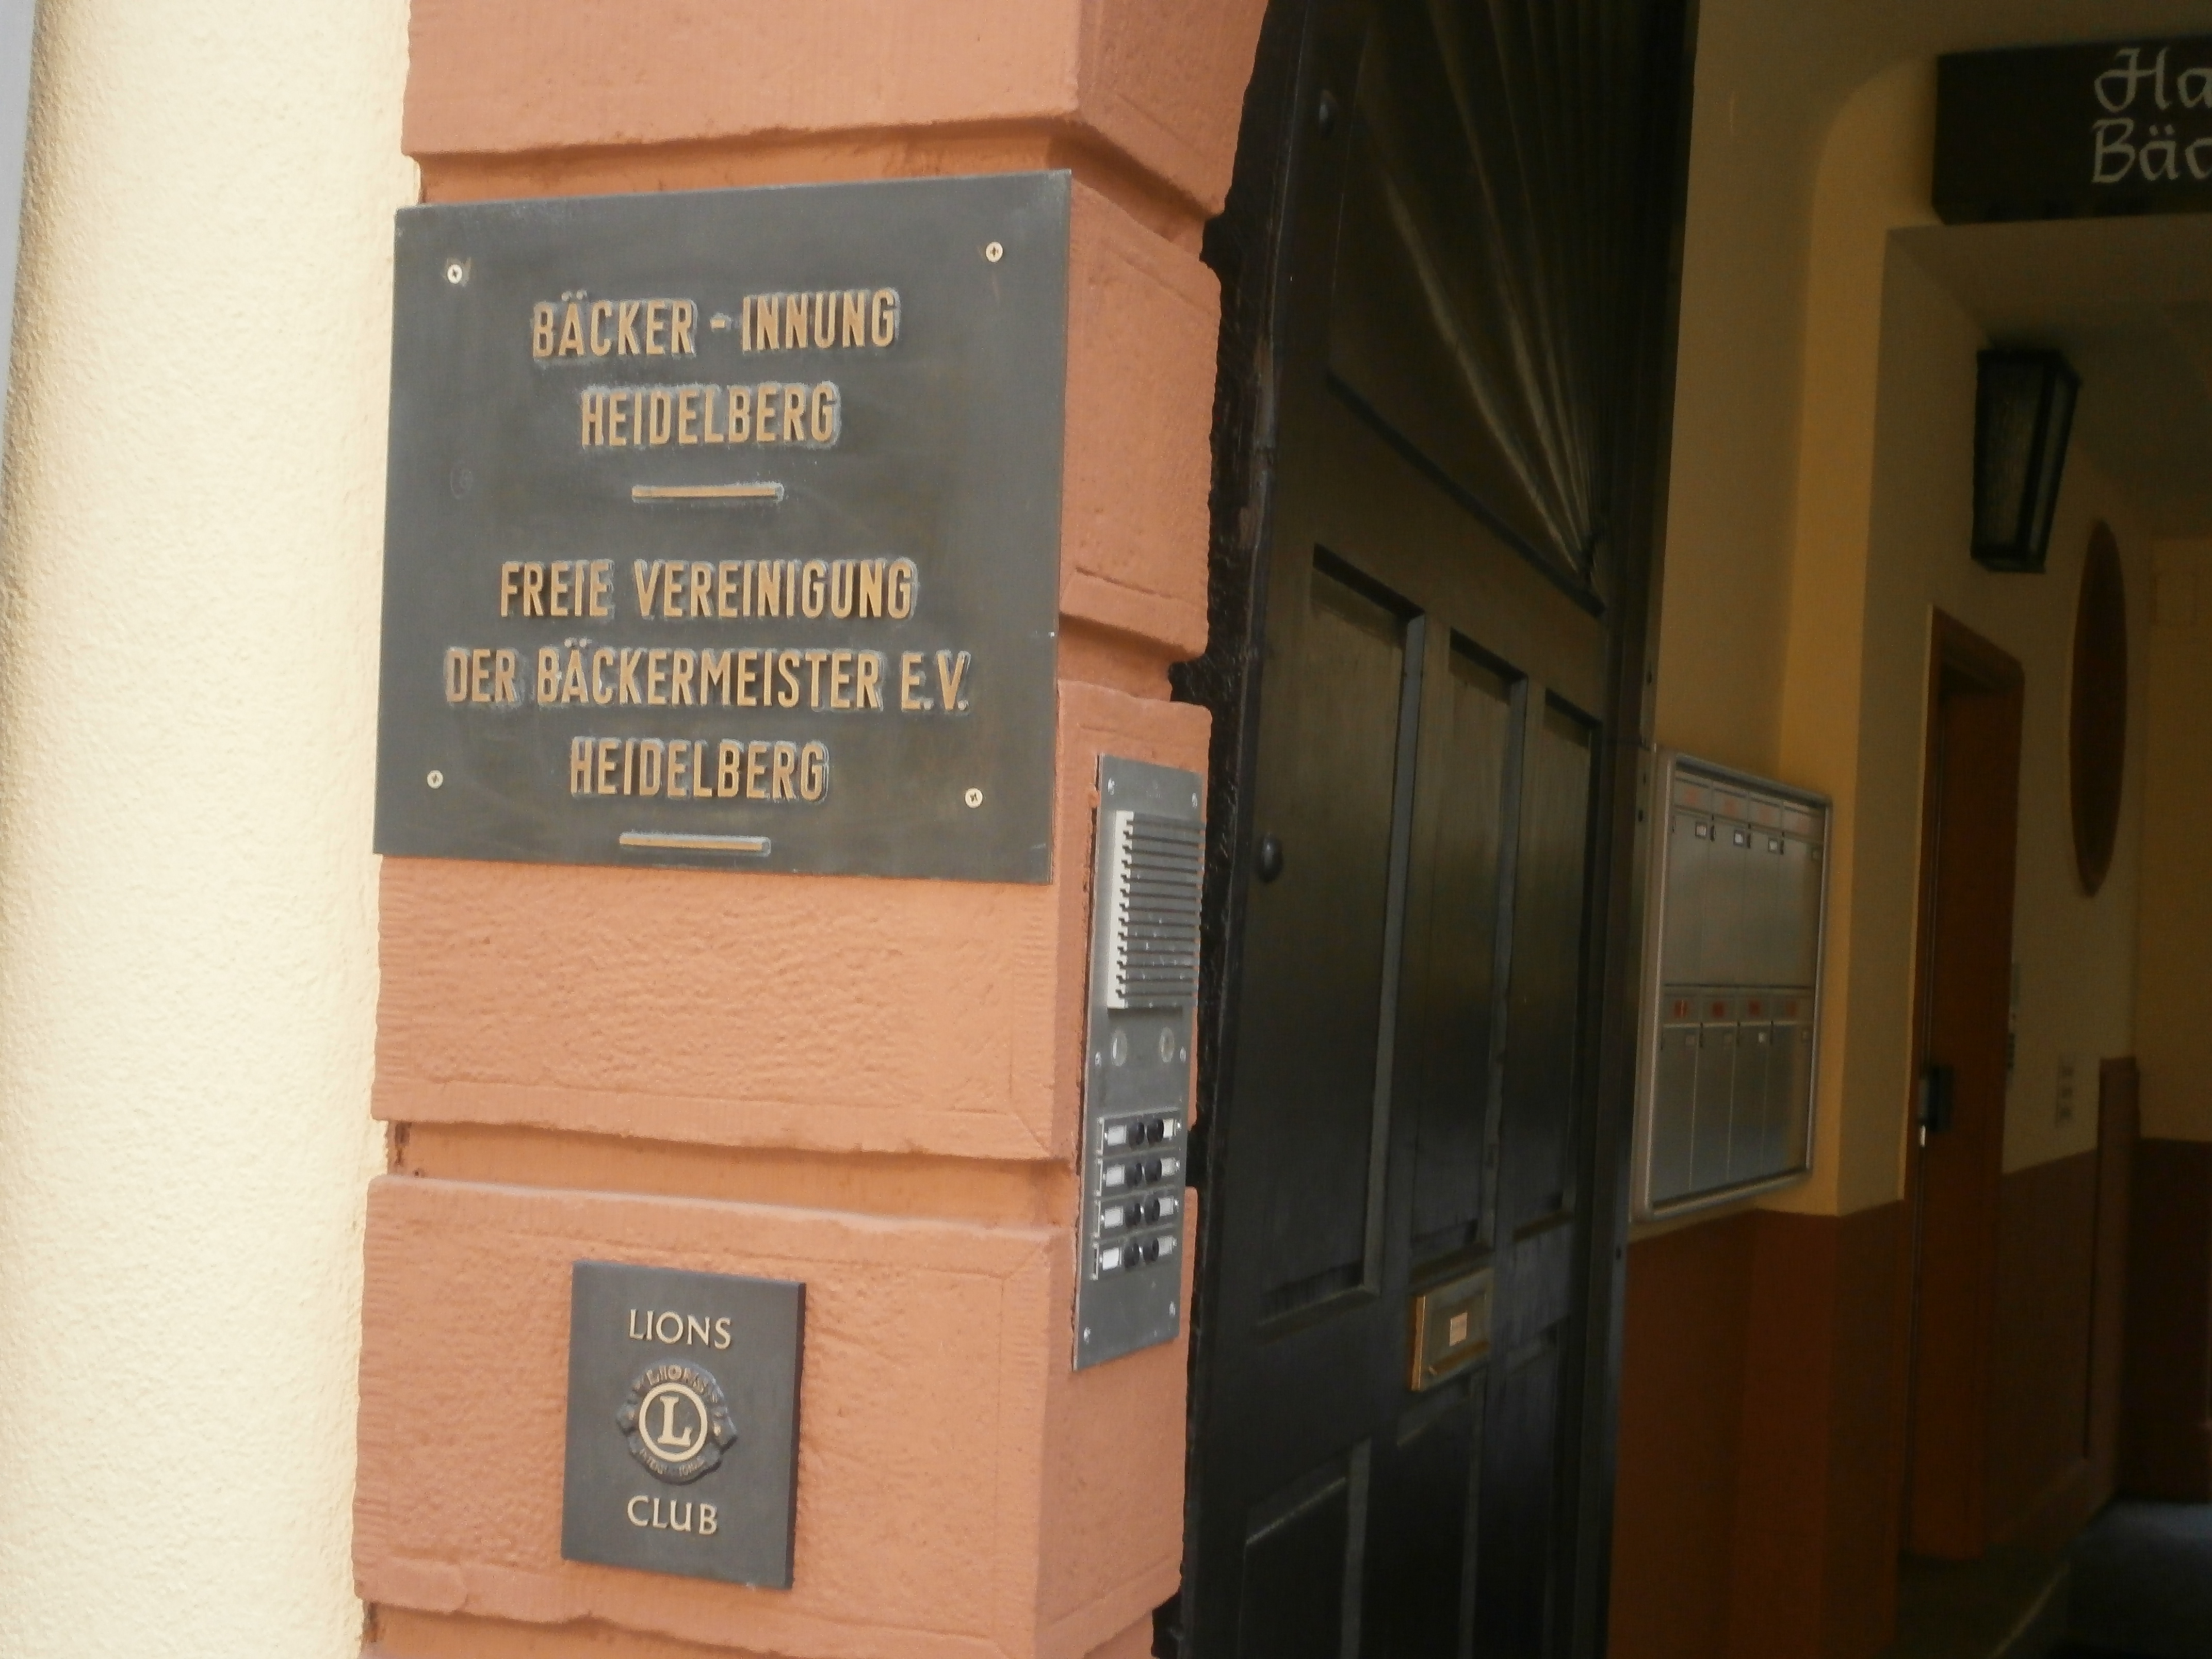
(1901, 615, 2024, 1559)
(1173, 1, 1695, 1654)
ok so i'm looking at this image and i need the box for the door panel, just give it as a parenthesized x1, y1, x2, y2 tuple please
(1179, 0, 1694, 1651)
(1243, 552, 1423, 1318)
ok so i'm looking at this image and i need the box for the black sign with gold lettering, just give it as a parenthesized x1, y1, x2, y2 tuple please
(562, 1261, 804, 1587)
(376, 173, 1067, 880)
(1937, 37, 2212, 223)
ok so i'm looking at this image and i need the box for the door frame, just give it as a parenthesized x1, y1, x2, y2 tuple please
(1896, 609, 2026, 1559)
(1168, 1, 1701, 1648)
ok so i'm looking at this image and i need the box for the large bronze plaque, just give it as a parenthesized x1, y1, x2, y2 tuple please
(376, 173, 1068, 880)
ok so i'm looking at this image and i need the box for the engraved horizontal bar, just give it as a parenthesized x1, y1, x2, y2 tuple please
(629, 482, 785, 502)
(617, 831, 773, 855)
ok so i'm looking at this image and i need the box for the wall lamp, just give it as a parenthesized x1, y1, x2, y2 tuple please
(1973, 347, 2079, 573)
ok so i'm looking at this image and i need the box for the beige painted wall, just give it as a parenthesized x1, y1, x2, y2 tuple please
(0, 2, 412, 1653)
(2136, 536, 2212, 1143)
(1654, 59, 2151, 1221)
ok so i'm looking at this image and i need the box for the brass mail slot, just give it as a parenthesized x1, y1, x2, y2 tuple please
(1408, 1266, 1493, 1391)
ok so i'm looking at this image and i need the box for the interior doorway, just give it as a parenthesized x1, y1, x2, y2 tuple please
(1901, 611, 2025, 1560)
(1168, 0, 1696, 1652)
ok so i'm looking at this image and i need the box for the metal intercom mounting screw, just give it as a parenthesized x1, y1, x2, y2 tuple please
(964, 787, 983, 808)
(1255, 833, 1284, 883)
(1317, 90, 1338, 134)
(1168, 1302, 1177, 1316)
(426, 770, 444, 789)
(444, 260, 467, 285)
(1105, 778, 1117, 794)
(1083, 1327, 1092, 1341)
(984, 241, 1004, 263)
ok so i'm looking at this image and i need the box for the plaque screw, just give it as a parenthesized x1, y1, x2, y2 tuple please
(426, 770, 444, 789)
(984, 241, 1004, 263)
(964, 787, 984, 808)
(444, 260, 467, 286)
(1168, 1302, 1177, 1317)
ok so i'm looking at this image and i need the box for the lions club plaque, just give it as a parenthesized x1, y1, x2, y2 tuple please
(562, 1261, 805, 1587)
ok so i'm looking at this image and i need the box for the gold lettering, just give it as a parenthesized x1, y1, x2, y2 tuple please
(718, 740, 741, 795)
(667, 738, 689, 798)
(671, 647, 696, 705)
(784, 292, 807, 350)
(802, 560, 827, 618)
(537, 647, 560, 703)
(531, 302, 555, 358)
(784, 383, 807, 444)
(620, 648, 643, 704)
(735, 648, 760, 706)
(829, 559, 855, 619)
(590, 561, 612, 618)
(689, 562, 713, 617)
(590, 300, 613, 355)
(753, 294, 779, 351)
(746, 740, 768, 799)
(777, 650, 801, 708)
(804, 647, 828, 707)
(936, 649, 971, 711)
(632, 560, 656, 616)
(592, 648, 615, 705)
(672, 300, 695, 355)
(519, 564, 543, 616)
(772, 740, 796, 800)
(628, 1496, 650, 1526)
(444, 648, 468, 704)
(645, 298, 668, 355)
(608, 389, 629, 446)
(900, 651, 928, 710)
(756, 561, 782, 617)
(702, 649, 732, 705)
(499, 562, 522, 617)
(579, 391, 604, 446)
(570, 736, 592, 794)
(624, 737, 637, 793)
(800, 740, 827, 801)
(810, 381, 838, 443)
(661, 562, 684, 620)
(842, 289, 865, 348)
(677, 386, 700, 444)
(548, 560, 571, 617)
(687, 1314, 709, 1346)
(698, 1503, 719, 1537)
(713, 1316, 732, 1349)
(562, 647, 588, 703)
(598, 738, 620, 793)
(470, 647, 493, 704)
(557, 302, 584, 356)
(888, 557, 917, 619)
(638, 739, 663, 796)
(717, 561, 740, 617)
(648, 389, 672, 445)
(857, 650, 882, 709)
(871, 287, 899, 347)
(494, 648, 518, 704)
(830, 649, 853, 709)
(703, 384, 725, 443)
(617, 299, 641, 354)
(726, 384, 751, 443)
(812, 290, 835, 348)
(757, 382, 780, 443)
(859, 559, 884, 617)
(646, 648, 669, 705)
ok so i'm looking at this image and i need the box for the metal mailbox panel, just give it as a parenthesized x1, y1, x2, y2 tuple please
(376, 172, 1068, 881)
(1632, 752, 1830, 1219)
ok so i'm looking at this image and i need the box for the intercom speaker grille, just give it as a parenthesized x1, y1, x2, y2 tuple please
(1102, 810, 1202, 1010)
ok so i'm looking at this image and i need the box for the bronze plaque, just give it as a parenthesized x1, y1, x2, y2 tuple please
(375, 173, 1068, 880)
(562, 1261, 804, 1587)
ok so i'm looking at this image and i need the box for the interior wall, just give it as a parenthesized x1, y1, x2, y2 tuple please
(0, 1, 412, 1654)
(2136, 535, 2212, 1144)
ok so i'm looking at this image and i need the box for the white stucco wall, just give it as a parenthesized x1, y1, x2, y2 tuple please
(0, 2, 412, 1652)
